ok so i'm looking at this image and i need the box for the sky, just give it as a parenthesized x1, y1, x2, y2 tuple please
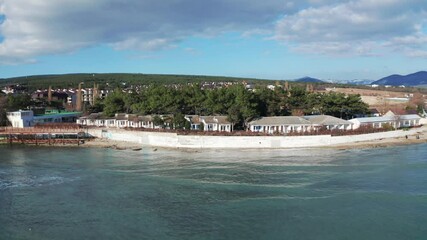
(0, 0, 426, 81)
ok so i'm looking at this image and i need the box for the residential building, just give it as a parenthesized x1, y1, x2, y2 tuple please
(303, 115, 353, 131)
(349, 113, 422, 129)
(78, 113, 232, 132)
(248, 116, 313, 134)
(200, 116, 233, 132)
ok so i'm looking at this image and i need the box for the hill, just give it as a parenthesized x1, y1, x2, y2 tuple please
(294, 77, 324, 83)
(372, 71, 427, 86)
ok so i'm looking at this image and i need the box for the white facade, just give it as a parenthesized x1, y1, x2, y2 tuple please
(6, 110, 34, 128)
(78, 113, 161, 129)
(248, 116, 354, 134)
(79, 113, 231, 132)
(6, 110, 81, 128)
(200, 116, 233, 132)
(349, 114, 422, 129)
(7, 110, 81, 128)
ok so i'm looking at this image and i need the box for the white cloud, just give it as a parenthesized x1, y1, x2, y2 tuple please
(275, 0, 427, 56)
(0, 0, 294, 63)
(1, 0, 426, 64)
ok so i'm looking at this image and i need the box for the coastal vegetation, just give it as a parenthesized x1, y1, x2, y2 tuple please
(0, 93, 33, 126)
(98, 84, 368, 129)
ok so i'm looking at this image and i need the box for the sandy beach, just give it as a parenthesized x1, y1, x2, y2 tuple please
(81, 126, 427, 150)
(328, 127, 427, 149)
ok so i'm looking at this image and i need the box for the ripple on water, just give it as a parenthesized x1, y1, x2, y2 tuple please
(0, 174, 77, 190)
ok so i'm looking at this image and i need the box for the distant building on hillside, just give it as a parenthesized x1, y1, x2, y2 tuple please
(1, 85, 26, 95)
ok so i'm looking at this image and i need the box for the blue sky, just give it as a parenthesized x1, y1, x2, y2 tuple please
(0, 0, 427, 81)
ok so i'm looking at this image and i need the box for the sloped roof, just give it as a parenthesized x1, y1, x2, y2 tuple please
(137, 115, 153, 122)
(249, 116, 311, 126)
(350, 114, 421, 123)
(398, 114, 422, 120)
(200, 116, 231, 124)
(350, 116, 397, 123)
(185, 115, 201, 124)
(214, 116, 231, 124)
(303, 115, 353, 125)
(200, 116, 215, 124)
(115, 113, 127, 120)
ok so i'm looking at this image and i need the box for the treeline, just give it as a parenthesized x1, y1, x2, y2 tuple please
(0, 73, 270, 92)
(0, 93, 33, 126)
(95, 84, 368, 129)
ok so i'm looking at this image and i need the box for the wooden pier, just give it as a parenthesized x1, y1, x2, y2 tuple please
(0, 125, 92, 146)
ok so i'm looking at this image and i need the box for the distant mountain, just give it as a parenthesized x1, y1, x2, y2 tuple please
(344, 79, 374, 85)
(371, 71, 427, 86)
(294, 77, 324, 83)
(327, 79, 373, 85)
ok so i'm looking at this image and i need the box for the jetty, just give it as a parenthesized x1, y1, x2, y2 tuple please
(0, 124, 92, 146)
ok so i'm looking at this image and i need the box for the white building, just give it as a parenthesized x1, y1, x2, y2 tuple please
(200, 116, 233, 132)
(6, 110, 82, 128)
(78, 113, 232, 132)
(248, 116, 313, 134)
(248, 115, 354, 134)
(303, 115, 353, 131)
(6, 110, 34, 128)
(349, 114, 422, 129)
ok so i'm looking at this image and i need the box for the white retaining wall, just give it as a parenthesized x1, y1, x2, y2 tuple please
(88, 127, 424, 149)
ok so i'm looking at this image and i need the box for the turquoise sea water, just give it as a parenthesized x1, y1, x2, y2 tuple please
(1, 144, 427, 239)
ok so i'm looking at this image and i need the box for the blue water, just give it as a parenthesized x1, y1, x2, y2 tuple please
(1, 144, 427, 239)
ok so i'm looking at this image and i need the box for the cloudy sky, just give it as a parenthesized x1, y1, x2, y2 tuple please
(0, 0, 426, 80)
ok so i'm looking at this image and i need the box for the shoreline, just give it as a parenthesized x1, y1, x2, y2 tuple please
(327, 132, 427, 150)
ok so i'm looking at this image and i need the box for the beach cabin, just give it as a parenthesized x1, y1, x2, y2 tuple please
(136, 115, 155, 129)
(114, 113, 129, 128)
(304, 115, 353, 131)
(77, 113, 117, 128)
(200, 116, 233, 132)
(248, 116, 313, 134)
(349, 114, 422, 129)
(77, 113, 172, 129)
(185, 115, 202, 130)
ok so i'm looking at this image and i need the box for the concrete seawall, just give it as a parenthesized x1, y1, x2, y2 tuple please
(87, 127, 425, 149)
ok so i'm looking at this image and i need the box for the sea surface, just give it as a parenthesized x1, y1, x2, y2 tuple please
(1, 144, 427, 240)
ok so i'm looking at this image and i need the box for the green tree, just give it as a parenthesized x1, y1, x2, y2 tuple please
(313, 92, 368, 119)
(103, 89, 126, 117)
(0, 95, 9, 126)
(173, 113, 189, 130)
(228, 85, 259, 129)
(7, 94, 32, 111)
(152, 115, 165, 128)
(255, 87, 282, 116)
(87, 100, 104, 114)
